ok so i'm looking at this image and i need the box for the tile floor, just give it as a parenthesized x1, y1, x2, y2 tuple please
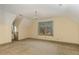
(0, 39, 79, 55)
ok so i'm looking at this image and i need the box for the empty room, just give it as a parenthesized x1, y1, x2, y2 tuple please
(0, 4, 79, 55)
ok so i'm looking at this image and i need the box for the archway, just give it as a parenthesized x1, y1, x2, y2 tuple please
(11, 15, 23, 41)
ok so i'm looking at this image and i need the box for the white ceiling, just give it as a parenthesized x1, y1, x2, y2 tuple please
(1, 4, 79, 20)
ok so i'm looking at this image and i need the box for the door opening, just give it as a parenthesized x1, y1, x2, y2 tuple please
(12, 22, 18, 41)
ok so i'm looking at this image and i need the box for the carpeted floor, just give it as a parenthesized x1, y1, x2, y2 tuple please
(0, 39, 79, 55)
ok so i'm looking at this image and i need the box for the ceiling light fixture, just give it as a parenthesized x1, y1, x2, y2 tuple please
(33, 9, 39, 19)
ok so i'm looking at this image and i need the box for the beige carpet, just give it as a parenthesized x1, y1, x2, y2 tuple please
(0, 39, 79, 55)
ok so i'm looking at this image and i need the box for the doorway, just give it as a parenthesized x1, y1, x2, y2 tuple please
(11, 15, 23, 41)
(12, 21, 19, 41)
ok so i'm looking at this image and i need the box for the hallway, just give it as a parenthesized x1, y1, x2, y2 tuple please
(0, 39, 79, 55)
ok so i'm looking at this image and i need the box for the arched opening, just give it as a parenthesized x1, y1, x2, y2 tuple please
(11, 15, 23, 41)
(12, 20, 18, 41)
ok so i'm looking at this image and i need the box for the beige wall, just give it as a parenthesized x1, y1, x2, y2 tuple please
(0, 10, 10, 44)
(0, 10, 32, 44)
(0, 9, 79, 45)
(0, 10, 16, 44)
(18, 18, 32, 40)
(54, 17, 79, 44)
(29, 16, 79, 44)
